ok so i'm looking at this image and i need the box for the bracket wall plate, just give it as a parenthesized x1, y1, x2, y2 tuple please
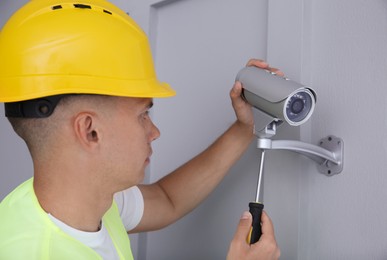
(317, 136, 344, 176)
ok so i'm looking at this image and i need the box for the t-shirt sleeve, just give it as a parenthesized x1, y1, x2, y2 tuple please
(113, 186, 144, 231)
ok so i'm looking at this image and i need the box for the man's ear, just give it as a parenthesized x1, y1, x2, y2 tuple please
(73, 113, 100, 149)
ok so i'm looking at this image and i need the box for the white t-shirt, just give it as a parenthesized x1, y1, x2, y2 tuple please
(48, 186, 144, 259)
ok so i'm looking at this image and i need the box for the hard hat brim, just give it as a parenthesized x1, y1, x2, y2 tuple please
(0, 75, 176, 102)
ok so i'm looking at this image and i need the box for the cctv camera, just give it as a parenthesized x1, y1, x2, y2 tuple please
(236, 66, 316, 126)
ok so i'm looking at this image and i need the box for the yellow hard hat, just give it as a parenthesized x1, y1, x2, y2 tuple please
(0, 0, 175, 103)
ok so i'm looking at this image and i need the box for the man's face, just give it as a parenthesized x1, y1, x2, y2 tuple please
(101, 97, 160, 190)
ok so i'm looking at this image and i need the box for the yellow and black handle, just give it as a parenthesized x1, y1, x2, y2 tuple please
(248, 202, 264, 244)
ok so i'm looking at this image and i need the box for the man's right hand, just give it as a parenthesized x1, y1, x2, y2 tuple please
(227, 211, 280, 260)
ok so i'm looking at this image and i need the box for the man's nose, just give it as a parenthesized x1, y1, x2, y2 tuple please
(149, 120, 160, 142)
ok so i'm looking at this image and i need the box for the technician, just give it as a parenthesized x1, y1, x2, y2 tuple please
(0, 0, 280, 259)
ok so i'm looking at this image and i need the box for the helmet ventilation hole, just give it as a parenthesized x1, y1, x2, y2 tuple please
(52, 5, 62, 10)
(73, 4, 92, 9)
(51, 4, 113, 16)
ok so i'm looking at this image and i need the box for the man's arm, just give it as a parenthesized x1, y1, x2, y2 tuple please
(131, 59, 279, 233)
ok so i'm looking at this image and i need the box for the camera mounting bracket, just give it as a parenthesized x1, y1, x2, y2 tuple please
(256, 136, 344, 176)
(252, 108, 283, 138)
(257, 136, 343, 175)
(254, 120, 344, 176)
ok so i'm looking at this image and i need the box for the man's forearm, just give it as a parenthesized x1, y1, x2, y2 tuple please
(156, 120, 255, 223)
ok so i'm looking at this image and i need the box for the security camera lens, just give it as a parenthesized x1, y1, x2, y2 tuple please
(290, 99, 305, 114)
(285, 90, 314, 123)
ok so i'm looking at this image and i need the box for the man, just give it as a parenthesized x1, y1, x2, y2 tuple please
(0, 0, 280, 259)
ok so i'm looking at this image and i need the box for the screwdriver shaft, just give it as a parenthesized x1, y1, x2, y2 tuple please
(255, 149, 265, 202)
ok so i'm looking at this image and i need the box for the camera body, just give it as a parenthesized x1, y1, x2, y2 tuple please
(236, 66, 316, 126)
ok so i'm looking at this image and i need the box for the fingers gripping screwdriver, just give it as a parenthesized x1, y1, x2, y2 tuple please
(248, 149, 265, 244)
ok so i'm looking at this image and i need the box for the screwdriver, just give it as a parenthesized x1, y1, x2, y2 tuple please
(248, 149, 265, 244)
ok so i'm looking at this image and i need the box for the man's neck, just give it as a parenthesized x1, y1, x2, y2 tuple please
(33, 173, 114, 232)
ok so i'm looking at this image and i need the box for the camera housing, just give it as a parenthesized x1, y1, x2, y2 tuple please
(236, 66, 316, 126)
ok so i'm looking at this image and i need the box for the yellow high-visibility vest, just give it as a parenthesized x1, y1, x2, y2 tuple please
(0, 178, 134, 259)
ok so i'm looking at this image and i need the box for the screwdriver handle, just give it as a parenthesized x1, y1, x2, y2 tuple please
(248, 202, 264, 244)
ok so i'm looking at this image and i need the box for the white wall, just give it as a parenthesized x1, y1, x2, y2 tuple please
(299, 0, 387, 259)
